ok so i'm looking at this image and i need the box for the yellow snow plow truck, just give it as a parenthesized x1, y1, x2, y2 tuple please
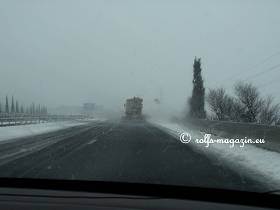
(124, 97, 143, 119)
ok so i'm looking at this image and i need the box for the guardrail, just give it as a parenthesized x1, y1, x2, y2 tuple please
(0, 114, 87, 127)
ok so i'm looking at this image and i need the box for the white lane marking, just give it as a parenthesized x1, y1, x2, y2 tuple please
(0, 141, 54, 160)
(162, 145, 171, 152)
(87, 139, 97, 145)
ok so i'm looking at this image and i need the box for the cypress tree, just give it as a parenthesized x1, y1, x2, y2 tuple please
(32, 103, 35, 115)
(16, 100, 19, 113)
(189, 57, 206, 119)
(20, 105, 24, 113)
(11, 96, 15, 113)
(5, 96, 9, 113)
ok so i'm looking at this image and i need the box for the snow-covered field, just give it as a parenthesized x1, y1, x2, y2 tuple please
(151, 120, 280, 190)
(0, 121, 89, 142)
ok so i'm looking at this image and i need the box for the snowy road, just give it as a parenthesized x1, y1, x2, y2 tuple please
(0, 124, 96, 166)
(0, 120, 273, 192)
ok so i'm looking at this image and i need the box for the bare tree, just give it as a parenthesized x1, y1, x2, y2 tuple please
(259, 96, 280, 125)
(207, 88, 234, 120)
(234, 82, 263, 123)
(230, 100, 245, 122)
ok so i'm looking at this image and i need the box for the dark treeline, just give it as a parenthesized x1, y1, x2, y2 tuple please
(0, 96, 48, 115)
(187, 57, 280, 126)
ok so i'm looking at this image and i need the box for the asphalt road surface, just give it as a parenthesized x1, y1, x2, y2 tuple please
(0, 120, 269, 192)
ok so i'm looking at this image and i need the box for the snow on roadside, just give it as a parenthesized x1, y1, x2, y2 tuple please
(0, 121, 88, 142)
(150, 119, 280, 190)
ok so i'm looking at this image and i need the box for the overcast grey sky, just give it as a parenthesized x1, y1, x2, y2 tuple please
(0, 0, 280, 115)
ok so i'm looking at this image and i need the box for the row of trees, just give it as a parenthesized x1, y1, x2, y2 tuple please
(0, 96, 48, 115)
(207, 83, 280, 125)
(187, 58, 280, 125)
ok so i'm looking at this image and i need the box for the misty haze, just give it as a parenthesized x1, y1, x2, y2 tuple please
(0, 0, 280, 198)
